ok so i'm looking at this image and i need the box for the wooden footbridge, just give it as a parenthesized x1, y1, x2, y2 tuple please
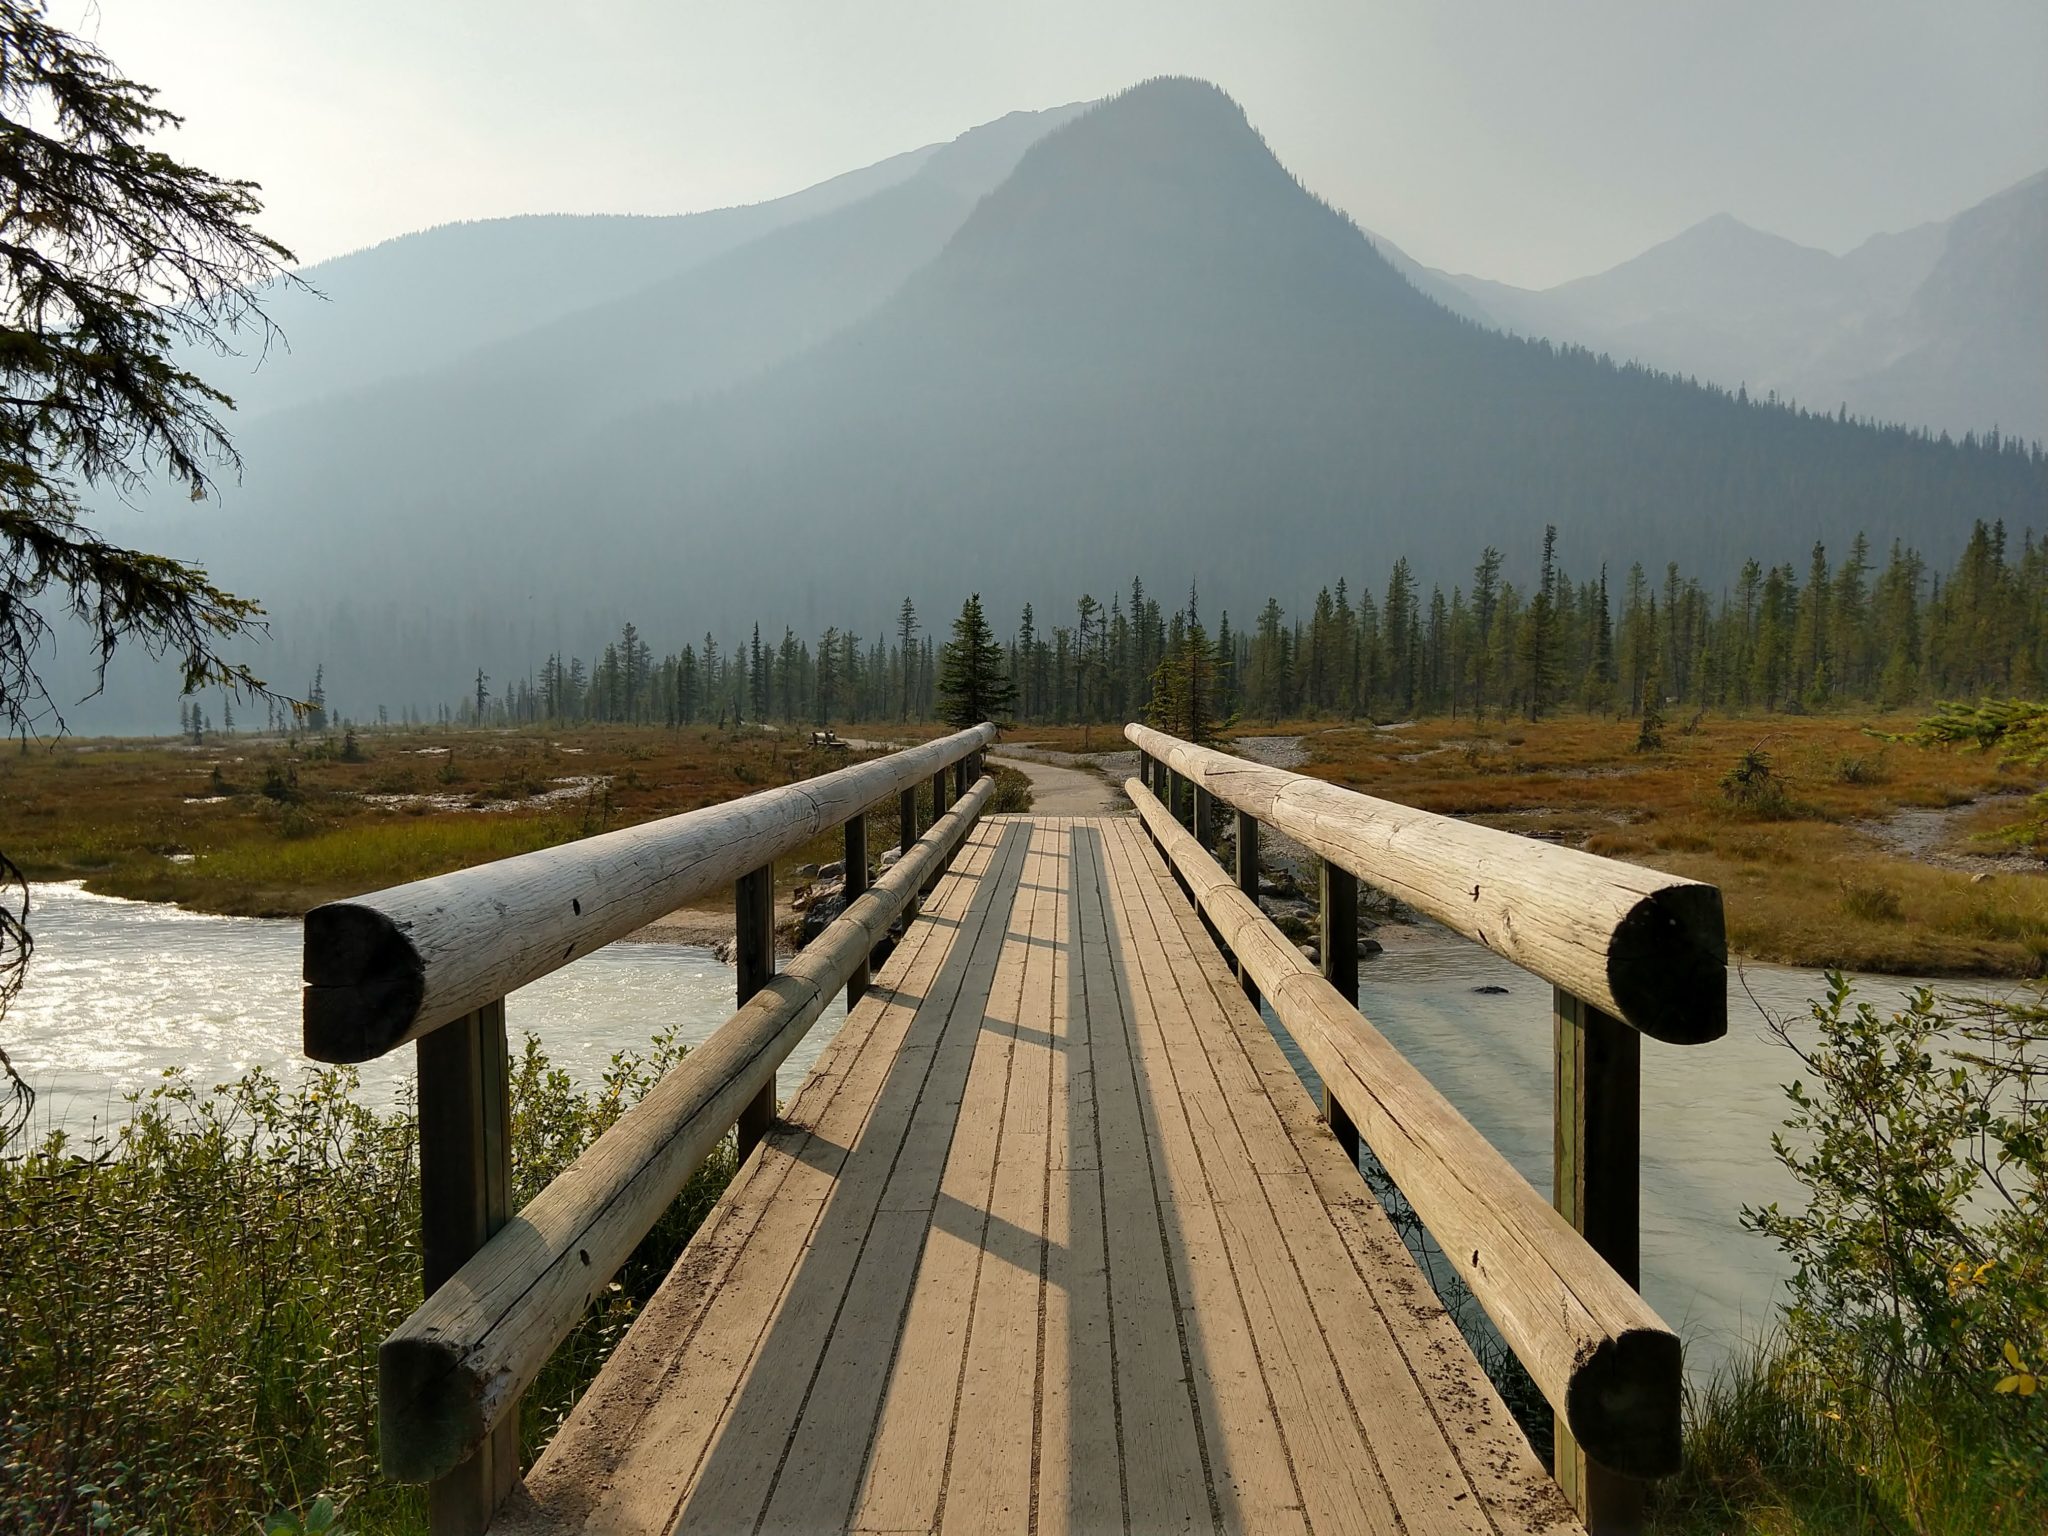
(303, 724, 1727, 1536)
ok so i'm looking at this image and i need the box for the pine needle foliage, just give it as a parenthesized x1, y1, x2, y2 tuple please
(936, 592, 1015, 728)
(0, 0, 300, 737)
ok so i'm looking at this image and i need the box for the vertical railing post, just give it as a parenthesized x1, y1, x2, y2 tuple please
(899, 786, 919, 918)
(845, 811, 870, 1007)
(1193, 784, 1215, 847)
(954, 755, 970, 802)
(924, 766, 949, 894)
(735, 864, 776, 1158)
(1554, 987, 1645, 1532)
(1235, 810, 1261, 1005)
(1319, 861, 1361, 1165)
(416, 999, 518, 1533)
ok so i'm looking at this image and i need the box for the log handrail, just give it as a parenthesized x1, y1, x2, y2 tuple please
(1129, 779, 1681, 1478)
(300, 726, 994, 1532)
(1125, 722, 1725, 1044)
(303, 723, 997, 1062)
(379, 776, 996, 1484)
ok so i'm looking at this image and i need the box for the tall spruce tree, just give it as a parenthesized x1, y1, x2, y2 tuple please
(937, 593, 1016, 727)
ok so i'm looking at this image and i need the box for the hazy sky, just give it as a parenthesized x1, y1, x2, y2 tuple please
(66, 0, 2048, 289)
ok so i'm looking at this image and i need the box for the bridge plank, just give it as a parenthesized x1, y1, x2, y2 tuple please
(936, 818, 1060, 1531)
(1097, 820, 1392, 1534)
(677, 819, 1034, 1533)
(514, 819, 1013, 1534)
(1086, 822, 1311, 1534)
(847, 818, 1045, 1532)
(1068, 821, 1218, 1533)
(506, 817, 1587, 1536)
(1138, 823, 1581, 1536)
(1034, 822, 1127, 1536)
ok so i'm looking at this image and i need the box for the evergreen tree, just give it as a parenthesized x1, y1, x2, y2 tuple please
(937, 594, 1016, 727)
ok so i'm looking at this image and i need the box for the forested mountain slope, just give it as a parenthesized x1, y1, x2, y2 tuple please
(559, 79, 2041, 615)
(69, 81, 2047, 729)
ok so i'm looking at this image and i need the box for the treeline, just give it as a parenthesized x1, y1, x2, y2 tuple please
(270, 520, 2042, 738)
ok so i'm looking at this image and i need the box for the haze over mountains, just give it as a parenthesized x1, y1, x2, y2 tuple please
(71, 79, 2047, 730)
(1378, 167, 2047, 446)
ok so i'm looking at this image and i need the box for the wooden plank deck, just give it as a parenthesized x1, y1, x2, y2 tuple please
(501, 816, 1583, 1536)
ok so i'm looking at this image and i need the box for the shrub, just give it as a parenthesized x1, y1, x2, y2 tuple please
(1838, 878, 1905, 923)
(0, 1033, 734, 1535)
(1719, 744, 1794, 819)
(1733, 976, 2047, 1530)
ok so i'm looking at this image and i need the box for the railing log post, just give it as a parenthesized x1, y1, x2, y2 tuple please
(1193, 784, 1215, 846)
(735, 864, 776, 1157)
(1554, 987, 1646, 1533)
(1234, 809, 1261, 1006)
(899, 786, 919, 918)
(845, 812, 870, 1007)
(417, 1000, 519, 1533)
(1320, 861, 1358, 1005)
(1319, 862, 1361, 1163)
(924, 768, 949, 894)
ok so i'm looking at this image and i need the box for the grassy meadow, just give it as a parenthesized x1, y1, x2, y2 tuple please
(6, 708, 2043, 972)
(1013, 710, 2048, 976)
(0, 725, 1033, 925)
(1275, 710, 2046, 975)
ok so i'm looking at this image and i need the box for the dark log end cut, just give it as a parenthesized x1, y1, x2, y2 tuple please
(1607, 883, 1728, 1045)
(380, 1332, 485, 1483)
(1565, 1325, 1684, 1479)
(304, 901, 426, 1063)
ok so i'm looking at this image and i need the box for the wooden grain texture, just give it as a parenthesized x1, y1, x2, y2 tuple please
(1125, 724, 1725, 1045)
(377, 778, 996, 1485)
(414, 1002, 520, 1533)
(1127, 817, 1576, 1535)
(1130, 780, 1682, 1480)
(1554, 988, 1650, 1530)
(514, 818, 1013, 1536)
(499, 815, 1591, 1536)
(304, 723, 996, 1062)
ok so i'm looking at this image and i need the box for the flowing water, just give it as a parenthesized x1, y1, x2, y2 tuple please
(10, 879, 2015, 1377)
(10, 882, 845, 1139)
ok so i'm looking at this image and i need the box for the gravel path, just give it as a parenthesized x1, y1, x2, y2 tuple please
(992, 753, 1129, 816)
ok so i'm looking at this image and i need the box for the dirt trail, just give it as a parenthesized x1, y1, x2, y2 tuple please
(992, 753, 1128, 817)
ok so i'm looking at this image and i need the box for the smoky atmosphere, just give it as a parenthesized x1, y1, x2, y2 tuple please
(3, 5, 2045, 1535)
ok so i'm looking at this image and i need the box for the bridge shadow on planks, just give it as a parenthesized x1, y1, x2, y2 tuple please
(661, 818, 1242, 1532)
(520, 814, 1576, 1535)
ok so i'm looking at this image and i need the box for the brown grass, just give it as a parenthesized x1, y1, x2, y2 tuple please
(10, 712, 2039, 975)
(1, 725, 937, 917)
(1227, 712, 2048, 978)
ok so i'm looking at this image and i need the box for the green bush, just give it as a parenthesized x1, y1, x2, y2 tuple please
(1719, 744, 1796, 819)
(0, 1032, 734, 1535)
(1658, 975, 2048, 1533)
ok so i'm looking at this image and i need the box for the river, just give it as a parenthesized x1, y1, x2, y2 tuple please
(9, 879, 2013, 1377)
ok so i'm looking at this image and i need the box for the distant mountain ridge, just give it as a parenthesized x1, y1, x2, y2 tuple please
(63, 79, 2046, 732)
(1389, 169, 2048, 442)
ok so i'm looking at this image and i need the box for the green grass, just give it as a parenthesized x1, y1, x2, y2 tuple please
(1651, 1343, 2045, 1535)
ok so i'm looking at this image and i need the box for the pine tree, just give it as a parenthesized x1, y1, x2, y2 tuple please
(937, 594, 1016, 727)
(896, 598, 920, 720)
